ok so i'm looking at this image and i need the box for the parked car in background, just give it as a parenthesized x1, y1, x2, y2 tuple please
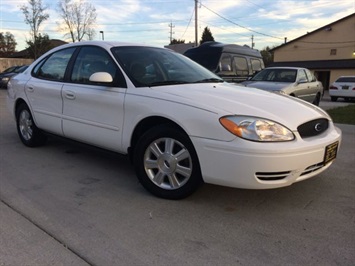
(7, 41, 341, 199)
(184, 42, 264, 83)
(241, 67, 323, 105)
(1, 65, 22, 74)
(0, 65, 29, 89)
(329, 76, 355, 102)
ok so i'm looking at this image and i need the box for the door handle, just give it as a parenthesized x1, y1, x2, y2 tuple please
(64, 91, 76, 100)
(27, 87, 34, 92)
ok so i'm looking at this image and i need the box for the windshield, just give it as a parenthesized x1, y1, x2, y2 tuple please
(111, 46, 223, 87)
(251, 68, 297, 83)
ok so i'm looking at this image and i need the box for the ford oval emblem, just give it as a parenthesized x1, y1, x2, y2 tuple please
(315, 123, 323, 132)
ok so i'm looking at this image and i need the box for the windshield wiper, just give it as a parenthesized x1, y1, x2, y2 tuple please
(193, 78, 224, 83)
(149, 80, 189, 87)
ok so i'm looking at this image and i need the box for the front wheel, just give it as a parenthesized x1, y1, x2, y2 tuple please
(16, 103, 47, 147)
(133, 125, 203, 199)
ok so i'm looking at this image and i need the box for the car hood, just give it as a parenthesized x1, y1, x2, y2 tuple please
(241, 81, 292, 91)
(149, 83, 329, 130)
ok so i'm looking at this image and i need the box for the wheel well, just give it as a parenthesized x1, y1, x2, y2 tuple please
(15, 99, 27, 115)
(128, 116, 186, 160)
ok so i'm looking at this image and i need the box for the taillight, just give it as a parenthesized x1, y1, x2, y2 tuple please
(329, 86, 337, 90)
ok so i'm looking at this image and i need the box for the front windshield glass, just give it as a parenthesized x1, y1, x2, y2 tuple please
(111, 46, 223, 87)
(251, 68, 297, 83)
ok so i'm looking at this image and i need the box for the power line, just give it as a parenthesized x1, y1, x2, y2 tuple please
(180, 6, 195, 40)
(199, 3, 284, 40)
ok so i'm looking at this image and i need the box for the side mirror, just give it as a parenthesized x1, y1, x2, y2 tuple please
(89, 72, 113, 83)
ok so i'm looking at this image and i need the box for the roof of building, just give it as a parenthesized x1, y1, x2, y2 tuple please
(269, 59, 355, 69)
(271, 13, 355, 52)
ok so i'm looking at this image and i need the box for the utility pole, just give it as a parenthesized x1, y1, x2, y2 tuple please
(195, 0, 198, 46)
(251, 35, 255, 49)
(168, 22, 175, 43)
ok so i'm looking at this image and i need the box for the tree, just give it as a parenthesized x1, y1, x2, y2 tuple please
(57, 0, 97, 42)
(200, 27, 215, 45)
(0, 32, 17, 57)
(26, 33, 52, 59)
(260, 46, 275, 67)
(170, 39, 185, 45)
(20, 0, 49, 59)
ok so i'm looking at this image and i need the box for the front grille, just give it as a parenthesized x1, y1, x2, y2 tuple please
(300, 162, 324, 176)
(298, 119, 329, 138)
(256, 171, 291, 181)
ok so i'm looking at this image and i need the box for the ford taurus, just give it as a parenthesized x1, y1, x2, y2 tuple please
(7, 41, 341, 199)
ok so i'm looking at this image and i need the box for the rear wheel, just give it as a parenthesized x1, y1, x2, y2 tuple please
(16, 103, 47, 147)
(330, 96, 338, 102)
(133, 125, 203, 199)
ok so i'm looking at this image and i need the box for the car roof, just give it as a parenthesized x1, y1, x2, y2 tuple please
(35, 41, 164, 63)
(263, 67, 305, 70)
(50, 41, 158, 51)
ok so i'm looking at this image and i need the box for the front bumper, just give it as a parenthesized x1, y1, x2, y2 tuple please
(191, 124, 342, 189)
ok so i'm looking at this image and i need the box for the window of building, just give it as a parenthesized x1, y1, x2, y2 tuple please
(330, 49, 337, 55)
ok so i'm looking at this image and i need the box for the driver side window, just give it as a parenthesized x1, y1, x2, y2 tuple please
(71, 46, 125, 87)
(298, 70, 308, 83)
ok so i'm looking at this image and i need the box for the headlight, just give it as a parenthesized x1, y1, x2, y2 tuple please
(219, 116, 294, 142)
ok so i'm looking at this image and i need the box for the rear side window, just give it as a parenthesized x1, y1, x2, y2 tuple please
(251, 59, 262, 72)
(233, 56, 248, 76)
(336, 77, 355, 83)
(33, 48, 76, 81)
(305, 69, 316, 82)
(219, 54, 232, 72)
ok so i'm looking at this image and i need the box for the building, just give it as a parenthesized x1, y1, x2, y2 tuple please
(164, 43, 196, 54)
(270, 13, 355, 90)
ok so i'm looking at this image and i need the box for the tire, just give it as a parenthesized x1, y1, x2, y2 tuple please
(133, 125, 203, 199)
(312, 93, 321, 106)
(330, 96, 338, 102)
(16, 103, 47, 147)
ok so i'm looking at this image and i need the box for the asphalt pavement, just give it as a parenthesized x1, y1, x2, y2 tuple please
(1, 89, 354, 265)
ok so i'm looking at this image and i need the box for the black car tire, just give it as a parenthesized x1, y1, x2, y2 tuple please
(330, 96, 338, 102)
(312, 93, 321, 106)
(133, 124, 203, 199)
(16, 103, 47, 147)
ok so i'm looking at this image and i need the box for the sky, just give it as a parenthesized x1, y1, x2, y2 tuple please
(0, 0, 354, 52)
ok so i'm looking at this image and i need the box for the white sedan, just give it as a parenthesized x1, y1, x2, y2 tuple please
(7, 41, 341, 199)
(329, 76, 355, 102)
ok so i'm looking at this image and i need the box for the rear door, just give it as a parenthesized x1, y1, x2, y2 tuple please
(25, 47, 76, 135)
(62, 46, 127, 152)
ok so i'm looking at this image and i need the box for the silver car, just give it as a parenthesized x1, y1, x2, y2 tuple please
(241, 67, 323, 105)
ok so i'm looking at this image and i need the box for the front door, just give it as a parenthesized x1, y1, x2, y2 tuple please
(61, 46, 126, 152)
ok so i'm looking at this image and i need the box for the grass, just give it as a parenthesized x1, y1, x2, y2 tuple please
(327, 104, 355, 125)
